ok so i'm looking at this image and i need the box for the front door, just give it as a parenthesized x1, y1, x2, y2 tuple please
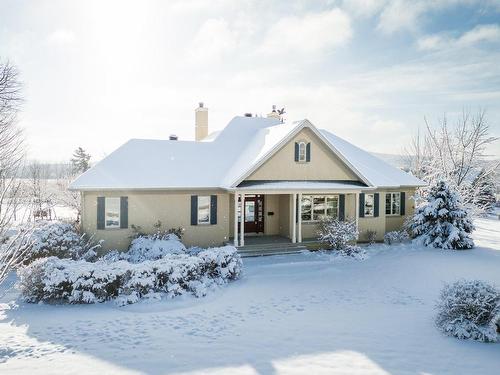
(240, 195, 265, 233)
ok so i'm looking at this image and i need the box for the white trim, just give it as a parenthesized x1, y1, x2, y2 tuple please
(298, 193, 302, 243)
(229, 120, 373, 188)
(297, 141, 307, 162)
(355, 192, 359, 234)
(240, 194, 245, 247)
(363, 193, 375, 217)
(292, 193, 297, 243)
(234, 192, 239, 247)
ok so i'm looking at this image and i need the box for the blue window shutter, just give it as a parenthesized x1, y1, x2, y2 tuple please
(210, 195, 217, 225)
(339, 194, 345, 221)
(400, 192, 406, 215)
(306, 143, 311, 162)
(294, 142, 299, 161)
(97, 197, 105, 229)
(374, 193, 380, 217)
(120, 197, 128, 229)
(359, 193, 365, 218)
(191, 195, 198, 225)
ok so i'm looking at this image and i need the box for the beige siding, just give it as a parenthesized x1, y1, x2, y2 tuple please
(246, 128, 360, 181)
(82, 190, 230, 251)
(384, 188, 416, 233)
(264, 194, 280, 235)
(279, 194, 290, 237)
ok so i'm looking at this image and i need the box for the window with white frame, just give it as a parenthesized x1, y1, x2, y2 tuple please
(298, 142, 307, 162)
(301, 195, 338, 222)
(104, 197, 121, 229)
(385, 193, 400, 215)
(364, 194, 374, 217)
(197, 196, 211, 224)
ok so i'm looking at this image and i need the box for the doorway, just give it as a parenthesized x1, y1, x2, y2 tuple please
(239, 195, 265, 234)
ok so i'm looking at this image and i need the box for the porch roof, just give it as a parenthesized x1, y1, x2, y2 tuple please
(233, 180, 370, 193)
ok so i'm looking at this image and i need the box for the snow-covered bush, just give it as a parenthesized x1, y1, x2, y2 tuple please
(18, 246, 242, 305)
(384, 230, 410, 245)
(365, 229, 377, 244)
(410, 180, 475, 250)
(318, 218, 358, 250)
(127, 234, 187, 263)
(17, 221, 100, 264)
(436, 280, 500, 342)
(317, 218, 365, 258)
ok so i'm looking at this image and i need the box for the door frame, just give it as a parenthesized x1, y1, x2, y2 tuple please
(239, 194, 265, 234)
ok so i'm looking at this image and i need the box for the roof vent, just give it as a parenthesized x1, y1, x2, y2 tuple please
(198, 102, 204, 108)
(244, 113, 252, 117)
(169, 134, 178, 141)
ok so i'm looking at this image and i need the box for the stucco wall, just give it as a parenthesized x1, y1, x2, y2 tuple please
(246, 128, 360, 181)
(82, 190, 230, 251)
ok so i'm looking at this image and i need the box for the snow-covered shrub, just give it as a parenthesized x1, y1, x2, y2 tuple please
(317, 218, 365, 258)
(318, 218, 358, 250)
(365, 229, 377, 244)
(126, 233, 187, 263)
(436, 280, 500, 342)
(384, 230, 410, 245)
(18, 246, 242, 305)
(17, 221, 100, 264)
(198, 246, 243, 282)
(410, 180, 475, 250)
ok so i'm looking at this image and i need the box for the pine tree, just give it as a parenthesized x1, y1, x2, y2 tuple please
(410, 180, 475, 250)
(71, 147, 91, 174)
(471, 168, 497, 214)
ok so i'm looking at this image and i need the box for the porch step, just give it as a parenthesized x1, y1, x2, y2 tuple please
(237, 245, 309, 258)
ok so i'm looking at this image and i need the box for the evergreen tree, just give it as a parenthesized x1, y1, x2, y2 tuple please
(71, 147, 91, 173)
(471, 168, 497, 214)
(410, 180, 475, 250)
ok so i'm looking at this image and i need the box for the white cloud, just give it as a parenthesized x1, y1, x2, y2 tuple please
(260, 8, 352, 55)
(188, 18, 238, 62)
(376, 0, 427, 34)
(418, 24, 500, 50)
(342, 0, 387, 18)
(47, 29, 76, 45)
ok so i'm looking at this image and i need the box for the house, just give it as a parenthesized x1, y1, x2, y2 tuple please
(69, 103, 425, 251)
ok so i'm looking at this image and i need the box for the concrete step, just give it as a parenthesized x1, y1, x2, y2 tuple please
(238, 245, 308, 258)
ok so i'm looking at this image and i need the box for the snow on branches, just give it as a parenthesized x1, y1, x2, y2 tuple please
(410, 180, 474, 250)
(436, 280, 500, 343)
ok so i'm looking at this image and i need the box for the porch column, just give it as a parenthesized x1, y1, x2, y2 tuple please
(240, 193, 245, 247)
(297, 193, 302, 243)
(292, 193, 297, 243)
(233, 192, 239, 247)
(355, 192, 360, 234)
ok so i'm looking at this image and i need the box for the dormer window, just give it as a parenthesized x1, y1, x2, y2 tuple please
(295, 141, 311, 162)
(298, 142, 307, 162)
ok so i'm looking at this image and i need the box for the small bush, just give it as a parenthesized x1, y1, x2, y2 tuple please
(384, 230, 410, 245)
(16, 221, 100, 264)
(317, 218, 365, 258)
(18, 246, 242, 306)
(436, 280, 500, 342)
(365, 229, 377, 244)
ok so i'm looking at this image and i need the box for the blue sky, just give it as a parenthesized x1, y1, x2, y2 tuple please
(1, 0, 499, 161)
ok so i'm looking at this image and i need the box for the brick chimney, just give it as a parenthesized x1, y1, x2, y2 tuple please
(195, 102, 208, 141)
(266, 105, 280, 120)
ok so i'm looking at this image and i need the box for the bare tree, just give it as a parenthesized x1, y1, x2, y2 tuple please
(405, 109, 499, 213)
(0, 60, 32, 286)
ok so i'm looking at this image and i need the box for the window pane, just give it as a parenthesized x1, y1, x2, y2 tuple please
(326, 196, 338, 218)
(105, 197, 120, 229)
(364, 194, 374, 216)
(313, 196, 326, 220)
(198, 196, 210, 224)
(301, 196, 312, 221)
(385, 193, 391, 215)
(298, 143, 306, 161)
(245, 201, 255, 222)
(392, 193, 400, 215)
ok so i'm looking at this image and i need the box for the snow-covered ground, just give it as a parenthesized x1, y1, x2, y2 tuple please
(1, 218, 499, 375)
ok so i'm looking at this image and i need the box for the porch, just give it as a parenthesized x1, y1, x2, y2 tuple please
(229, 180, 369, 248)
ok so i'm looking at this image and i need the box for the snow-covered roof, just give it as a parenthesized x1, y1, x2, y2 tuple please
(70, 116, 425, 191)
(236, 180, 371, 192)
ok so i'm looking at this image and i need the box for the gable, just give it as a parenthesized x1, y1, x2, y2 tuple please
(245, 128, 361, 182)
